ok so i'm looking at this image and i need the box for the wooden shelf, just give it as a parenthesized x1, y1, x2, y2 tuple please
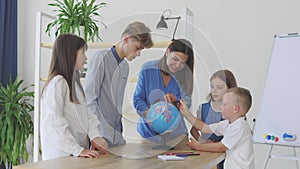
(41, 41, 171, 49)
(40, 77, 138, 82)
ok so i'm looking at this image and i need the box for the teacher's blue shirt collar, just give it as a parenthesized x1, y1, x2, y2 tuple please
(111, 46, 123, 64)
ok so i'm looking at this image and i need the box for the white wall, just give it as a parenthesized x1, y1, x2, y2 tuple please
(18, 0, 300, 168)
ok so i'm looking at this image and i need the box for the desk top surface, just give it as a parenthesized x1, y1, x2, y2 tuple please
(14, 137, 225, 169)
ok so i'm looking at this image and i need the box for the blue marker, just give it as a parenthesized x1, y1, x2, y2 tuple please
(283, 133, 296, 141)
(176, 153, 200, 157)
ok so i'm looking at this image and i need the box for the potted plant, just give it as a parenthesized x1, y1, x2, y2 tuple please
(0, 77, 34, 168)
(45, 0, 107, 42)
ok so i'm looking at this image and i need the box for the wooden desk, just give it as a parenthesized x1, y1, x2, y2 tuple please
(14, 136, 225, 169)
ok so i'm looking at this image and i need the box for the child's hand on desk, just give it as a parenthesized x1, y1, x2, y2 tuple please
(79, 149, 101, 158)
(91, 137, 109, 154)
(186, 138, 201, 151)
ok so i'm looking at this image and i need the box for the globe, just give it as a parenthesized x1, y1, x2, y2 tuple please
(147, 101, 181, 134)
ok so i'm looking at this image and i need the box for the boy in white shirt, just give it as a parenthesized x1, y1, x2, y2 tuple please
(179, 87, 254, 169)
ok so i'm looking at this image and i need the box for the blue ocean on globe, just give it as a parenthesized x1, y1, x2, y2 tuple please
(147, 101, 180, 134)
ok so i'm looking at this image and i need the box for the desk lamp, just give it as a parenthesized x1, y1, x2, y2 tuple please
(156, 9, 181, 41)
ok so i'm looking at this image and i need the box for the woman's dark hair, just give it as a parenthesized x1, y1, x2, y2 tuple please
(42, 33, 87, 103)
(158, 39, 194, 96)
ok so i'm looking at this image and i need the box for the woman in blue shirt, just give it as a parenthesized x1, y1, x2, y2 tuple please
(133, 39, 194, 143)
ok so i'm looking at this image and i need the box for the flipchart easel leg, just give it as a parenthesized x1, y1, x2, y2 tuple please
(294, 147, 300, 169)
(263, 145, 299, 169)
(263, 145, 273, 169)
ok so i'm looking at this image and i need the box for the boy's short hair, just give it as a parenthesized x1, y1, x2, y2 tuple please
(227, 87, 252, 113)
(122, 21, 154, 48)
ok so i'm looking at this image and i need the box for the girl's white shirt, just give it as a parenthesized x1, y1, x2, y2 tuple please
(40, 75, 100, 160)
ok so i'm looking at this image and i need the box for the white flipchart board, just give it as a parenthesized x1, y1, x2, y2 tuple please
(253, 34, 300, 147)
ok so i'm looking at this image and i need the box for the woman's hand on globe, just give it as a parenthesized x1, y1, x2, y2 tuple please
(147, 119, 152, 127)
(144, 109, 149, 117)
(164, 93, 177, 103)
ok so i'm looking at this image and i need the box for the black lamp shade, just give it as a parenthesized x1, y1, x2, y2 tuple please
(156, 15, 168, 29)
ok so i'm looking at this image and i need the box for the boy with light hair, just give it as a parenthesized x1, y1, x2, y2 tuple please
(179, 87, 254, 169)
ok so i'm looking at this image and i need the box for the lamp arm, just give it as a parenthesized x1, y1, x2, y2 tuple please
(161, 15, 181, 40)
(166, 16, 181, 40)
(165, 16, 181, 20)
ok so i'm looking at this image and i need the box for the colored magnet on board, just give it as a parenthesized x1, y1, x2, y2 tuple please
(283, 133, 296, 141)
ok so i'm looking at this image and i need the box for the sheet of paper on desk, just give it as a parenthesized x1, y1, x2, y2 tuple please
(157, 155, 185, 161)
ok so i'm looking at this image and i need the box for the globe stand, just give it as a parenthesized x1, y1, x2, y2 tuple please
(152, 131, 174, 150)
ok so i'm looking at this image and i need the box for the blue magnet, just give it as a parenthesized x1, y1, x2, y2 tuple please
(283, 133, 296, 141)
